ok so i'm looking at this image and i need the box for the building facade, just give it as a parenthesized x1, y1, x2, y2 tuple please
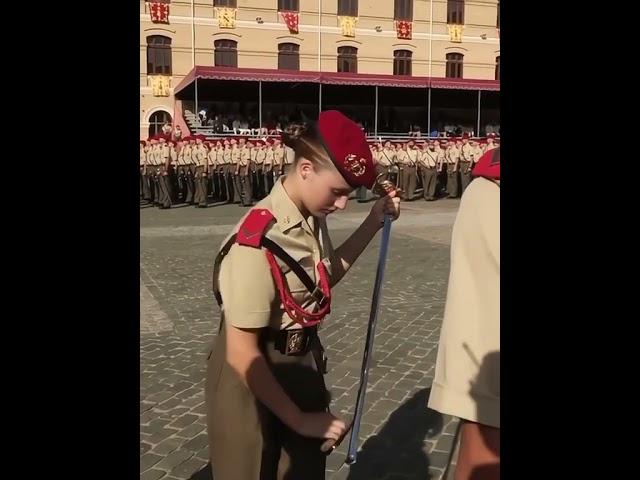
(140, 0, 500, 139)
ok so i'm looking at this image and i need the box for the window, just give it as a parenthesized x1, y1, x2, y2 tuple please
(147, 35, 172, 75)
(445, 52, 463, 78)
(337, 46, 357, 73)
(393, 50, 412, 76)
(213, 0, 237, 7)
(394, 0, 413, 21)
(447, 0, 465, 24)
(495, 56, 500, 80)
(338, 0, 358, 17)
(214, 39, 238, 67)
(278, 0, 299, 11)
(278, 43, 300, 70)
(497, 1, 500, 28)
(149, 111, 172, 138)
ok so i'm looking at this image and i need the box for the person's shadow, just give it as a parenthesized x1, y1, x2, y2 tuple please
(188, 388, 444, 480)
(189, 462, 212, 480)
(346, 387, 443, 480)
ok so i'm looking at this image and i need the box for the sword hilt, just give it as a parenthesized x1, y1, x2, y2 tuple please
(320, 419, 353, 454)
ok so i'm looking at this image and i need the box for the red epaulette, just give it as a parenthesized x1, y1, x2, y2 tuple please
(235, 209, 275, 248)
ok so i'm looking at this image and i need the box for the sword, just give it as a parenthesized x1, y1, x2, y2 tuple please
(321, 176, 397, 463)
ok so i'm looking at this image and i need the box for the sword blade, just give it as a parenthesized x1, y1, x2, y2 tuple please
(345, 213, 393, 465)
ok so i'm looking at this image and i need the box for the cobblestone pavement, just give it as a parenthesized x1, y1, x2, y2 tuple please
(140, 197, 462, 480)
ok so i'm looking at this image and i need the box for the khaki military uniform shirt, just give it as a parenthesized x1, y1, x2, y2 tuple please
(422, 149, 439, 168)
(218, 178, 340, 331)
(183, 145, 193, 164)
(378, 148, 395, 167)
(395, 149, 410, 165)
(461, 143, 474, 163)
(428, 177, 500, 428)
(448, 146, 461, 164)
(223, 147, 232, 164)
(195, 145, 208, 167)
(256, 148, 266, 166)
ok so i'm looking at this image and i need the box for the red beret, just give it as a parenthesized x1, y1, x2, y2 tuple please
(316, 110, 375, 189)
(473, 147, 500, 180)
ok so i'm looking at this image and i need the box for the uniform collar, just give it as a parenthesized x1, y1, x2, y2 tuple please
(270, 177, 314, 235)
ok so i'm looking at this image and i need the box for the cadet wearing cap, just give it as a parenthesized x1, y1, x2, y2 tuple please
(182, 137, 195, 204)
(429, 147, 500, 479)
(175, 139, 187, 203)
(446, 139, 461, 198)
(256, 141, 273, 198)
(214, 141, 225, 201)
(484, 133, 498, 153)
(207, 141, 218, 201)
(373, 143, 388, 179)
(380, 141, 397, 184)
(193, 135, 209, 208)
(156, 137, 171, 209)
(263, 139, 275, 194)
(420, 141, 439, 201)
(148, 137, 158, 204)
(230, 139, 242, 203)
(206, 110, 401, 480)
(470, 139, 483, 178)
(234, 138, 253, 206)
(253, 140, 266, 200)
(169, 139, 180, 203)
(459, 134, 475, 195)
(155, 137, 169, 208)
(222, 139, 235, 203)
(394, 142, 408, 195)
(405, 140, 419, 201)
(157, 138, 174, 209)
(436, 139, 448, 197)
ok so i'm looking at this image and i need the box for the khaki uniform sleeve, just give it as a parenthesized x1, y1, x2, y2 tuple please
(219, 244, 276, 329)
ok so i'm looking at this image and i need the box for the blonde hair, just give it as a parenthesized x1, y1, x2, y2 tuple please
(281, 123, 333, 170)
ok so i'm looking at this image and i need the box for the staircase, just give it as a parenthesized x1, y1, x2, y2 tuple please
(183, 110, 215, 136)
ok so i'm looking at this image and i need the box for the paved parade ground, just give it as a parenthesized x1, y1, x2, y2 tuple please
(140, 197, 462, 480)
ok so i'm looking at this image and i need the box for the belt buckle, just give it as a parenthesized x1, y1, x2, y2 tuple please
(284, 330, 306, 355)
